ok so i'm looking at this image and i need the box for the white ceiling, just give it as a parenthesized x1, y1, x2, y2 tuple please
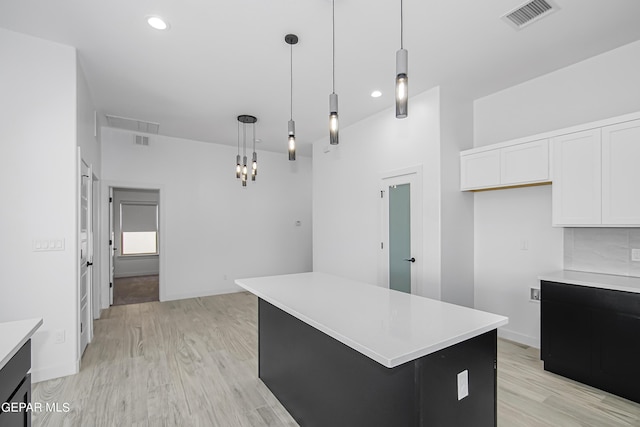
(2, 0, 640, 157)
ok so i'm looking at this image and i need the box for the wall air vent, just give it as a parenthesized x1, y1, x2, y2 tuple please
(501, 0, 558, 30)
(106, 114, 160, 134)
(134, 135, 150, 146)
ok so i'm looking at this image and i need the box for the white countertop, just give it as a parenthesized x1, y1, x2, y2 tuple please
(236, 272, 508, 368)
(0, 318, 43, 371)
(539, 270, 640, 294)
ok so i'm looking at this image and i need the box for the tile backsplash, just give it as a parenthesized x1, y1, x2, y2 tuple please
(564, 228, 640, 277)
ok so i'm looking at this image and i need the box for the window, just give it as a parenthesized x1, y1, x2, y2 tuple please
(120, 202, 158, 255)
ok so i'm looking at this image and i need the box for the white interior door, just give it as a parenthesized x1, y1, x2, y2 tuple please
(79, 158, 92, 355)
(379, 166, 423, 294)
(109, 187, 115, 305)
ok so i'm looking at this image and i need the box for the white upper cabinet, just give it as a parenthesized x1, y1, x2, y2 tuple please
(552, 119, 640, 227)
(460, 150, 500, 190)
(501, 139, 549, 185)
(551, 129, 602, 226)
(601, 119, 640, 225)
(460, 139, 549, 191)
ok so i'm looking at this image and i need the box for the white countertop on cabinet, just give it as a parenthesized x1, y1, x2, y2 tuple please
(539, 270, 640, 294)
(236, 272, 508, 368)
(0, 318, 43, 370)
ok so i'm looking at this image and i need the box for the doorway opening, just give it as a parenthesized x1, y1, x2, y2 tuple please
(110, 187, 160, 305)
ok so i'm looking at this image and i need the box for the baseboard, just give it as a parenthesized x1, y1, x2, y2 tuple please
(114, 271, 159, 278)
(162, 285, 243, 302)
(497, 327, 540, 349)
(31, 359, 79, 383)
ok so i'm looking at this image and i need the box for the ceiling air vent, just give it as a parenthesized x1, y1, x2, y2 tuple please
(134, 135, 150, 146)
(502, 0, 558, 30)
(105, 114, 160, 134)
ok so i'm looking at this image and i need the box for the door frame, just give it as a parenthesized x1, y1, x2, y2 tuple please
(378, 165, 423, 294)
(100, 180, 165, 308)
(77, 149, 94, 360)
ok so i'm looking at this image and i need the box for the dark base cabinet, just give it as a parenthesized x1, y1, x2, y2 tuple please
(541, 281, 640, 403)
(259, 299, 498, 427)
(0, 340, 32, 427)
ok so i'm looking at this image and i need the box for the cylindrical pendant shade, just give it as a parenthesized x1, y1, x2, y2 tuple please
(235, 154, 241, 178)
(396, 48, 408, 119)
(329, 93, 339, 145)
(288, 120, 296, 161)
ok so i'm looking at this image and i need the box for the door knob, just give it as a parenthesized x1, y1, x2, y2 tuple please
(404, 257, 416, 263)
(86, 261, 93, 267)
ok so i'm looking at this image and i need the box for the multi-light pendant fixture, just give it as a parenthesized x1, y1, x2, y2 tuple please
(329, 0, 339, 145)
(285, 34, 299, 161)
(396, 0, 408, 119)
(235, 115, 258, 187)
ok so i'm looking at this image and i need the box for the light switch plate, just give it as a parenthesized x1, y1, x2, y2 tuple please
(33, 238, 65, 252)
(632, 249, 640, 262)
(457, 370, 469, 400)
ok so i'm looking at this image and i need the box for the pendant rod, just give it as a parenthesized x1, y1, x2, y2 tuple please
(332, 0, 335, 94)
(400, 0, 404, 49)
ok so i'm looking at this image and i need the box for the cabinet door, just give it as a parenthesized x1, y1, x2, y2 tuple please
(460, 150, 500, 190)
(601, 119, 640, 225)
(592, 310, 640, 403)
(0, 374, 31, 427)
(551, 129, 602, 226)
(500, 139, 549, 186)
(541, 299, 593, 385)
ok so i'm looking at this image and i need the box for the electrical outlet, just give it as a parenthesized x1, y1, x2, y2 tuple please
(530, 288, 541, 302)
(457, 370, 469, 400)
(632, 249, 640, 262)
(54, 329, 65, 344)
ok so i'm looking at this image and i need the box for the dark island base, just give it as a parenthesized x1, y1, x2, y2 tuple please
(259, 299, 497, 427)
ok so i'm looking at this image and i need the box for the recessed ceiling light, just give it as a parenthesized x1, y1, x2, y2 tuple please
(371, 90, 382, 98)
(147, 16, 169, 30)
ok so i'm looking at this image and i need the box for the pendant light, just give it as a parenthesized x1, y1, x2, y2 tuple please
(329, 0, 339, 145)
(396, 0, 408, 119)
(235, 115, 257, 187)
(235, 121, 241, 178)
(251, 122, 258, 180)
(285, 34, 299, 161)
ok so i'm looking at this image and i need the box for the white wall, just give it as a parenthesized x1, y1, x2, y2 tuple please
(312, 87, 475, 305)
(473, 39, 640, 347)
(313, 88, 440, 297)
(112, 188, 160, 277)
(474, 40, 640, 147)
(439, 89, 475, 307)
(474, 186, 562, 346)
(0, 28, 79, 381)
(100, 128, 312, 303)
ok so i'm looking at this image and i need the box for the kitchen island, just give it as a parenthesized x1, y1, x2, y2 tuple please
(0, 317, 43, 426)
(236, 272, 508, 427)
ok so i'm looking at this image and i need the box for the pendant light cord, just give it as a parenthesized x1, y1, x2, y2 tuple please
(242, 123, 246, 157)
(253, 123, 256, 152)
(290, 43, 293, 120)
(400, 0, 404, 49)
(332, 0, 335, 94)
(237, 121, 240, 155)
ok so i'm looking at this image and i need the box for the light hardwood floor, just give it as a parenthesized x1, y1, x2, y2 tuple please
(32, 292, 640, 426)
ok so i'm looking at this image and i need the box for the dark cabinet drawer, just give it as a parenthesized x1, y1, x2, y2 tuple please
(541, 280, 640, 315)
